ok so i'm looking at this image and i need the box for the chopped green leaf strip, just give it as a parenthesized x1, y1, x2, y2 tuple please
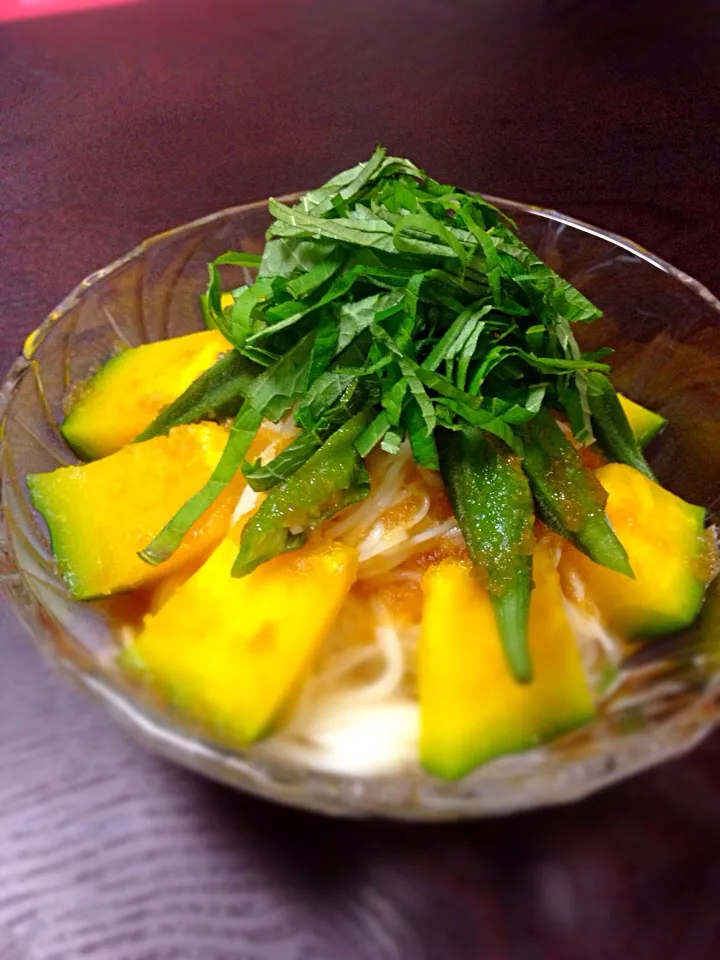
(257, 237, 338, 280)
(200, 263, 231, 339)
(302, 145, 388, 217)
(294, 371, 356, 431)
(525, 383, 547, 414)
(269, 200, 399, 252)
(247, 264, 395, 345)
(242, 430, 322, 492)
(304, 311, 340, 390)
(405, 398, 439, 469)
(459, 202, 503, 303)
(393, 213, 467, 262)
(356, 410, 391, 456)
(285, 252, 345, 299)
(380, 425, 404, 455)
(244, 332, 315, 421)
(336, 290, 405, 355)
(226, 279, 274, 348)
(213, 251, 263, 268)
(423, 306, 487, 372)
(397, 357, 436, 436)
(382, 373, 408, 426)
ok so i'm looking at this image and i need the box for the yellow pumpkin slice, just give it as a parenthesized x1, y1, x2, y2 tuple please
(27, 423, 240, 599)
(420, 542, 594, 779)
(61, 329, 231, 459)
(617, 394, 666, 446)
(561, 463, 707, 638)
(123, 538, 358, 745)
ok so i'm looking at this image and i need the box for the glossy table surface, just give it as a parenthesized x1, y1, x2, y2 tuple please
(2, 1, 720, 957)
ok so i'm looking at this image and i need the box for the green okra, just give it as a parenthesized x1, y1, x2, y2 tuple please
(135, 349, 263, 442)
(521, 409, 633, 577)
(233, 410, 372, 577)
(586, 373, 654, 480)
(242, 387, 369, 492)
(437, 427, 535, 683)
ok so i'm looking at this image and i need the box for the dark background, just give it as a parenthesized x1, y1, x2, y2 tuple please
(2, 1, 720, 957)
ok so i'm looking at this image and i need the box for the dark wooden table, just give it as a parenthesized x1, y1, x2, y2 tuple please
(2, 1, 720, 957)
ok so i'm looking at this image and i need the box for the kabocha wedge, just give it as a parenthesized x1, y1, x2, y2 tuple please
(28, 423, 242, 599)
(562, 464, 708, 637)
(420, 542, 595, 779)
(123, 538, 357, 745)
(587, 374, 654, 480)
(62, 330, 232, 459)
(618, 395, 667, 446)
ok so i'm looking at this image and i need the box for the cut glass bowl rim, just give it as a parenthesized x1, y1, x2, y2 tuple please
(2, 194, 720, 820)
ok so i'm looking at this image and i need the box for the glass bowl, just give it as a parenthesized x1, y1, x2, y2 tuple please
(2, 196, 720, 820)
